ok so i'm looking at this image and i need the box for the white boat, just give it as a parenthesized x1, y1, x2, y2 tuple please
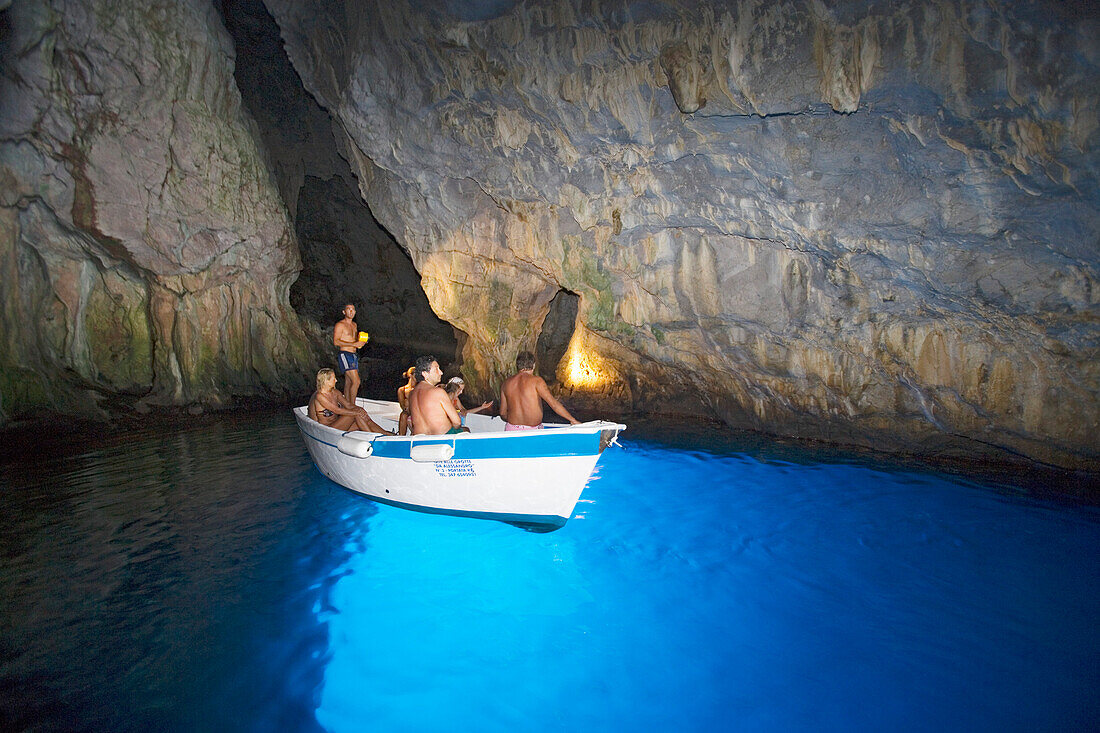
(293, 398, 626, 529)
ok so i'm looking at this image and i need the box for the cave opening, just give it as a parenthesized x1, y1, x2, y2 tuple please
(289, 174, 456, 357)
(536, 288, 579, 384)
(215, 0, 456, 395)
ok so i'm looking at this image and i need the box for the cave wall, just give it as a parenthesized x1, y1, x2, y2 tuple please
(264, 0, 1100, 468)
(0, 0, 317, 420)
(218, 0, 457, 389)
(290, 174, 457, 364)
(0, 0, 1095, 470)
(216, 0, 348, 221)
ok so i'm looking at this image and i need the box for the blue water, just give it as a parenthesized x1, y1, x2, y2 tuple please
(1, 410, 1097, 732)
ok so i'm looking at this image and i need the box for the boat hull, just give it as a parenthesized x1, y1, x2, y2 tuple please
(293, 400, 625, 528)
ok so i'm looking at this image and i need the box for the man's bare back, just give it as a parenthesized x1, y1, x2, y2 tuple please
(499, 351, 578, 428)
(408, 357, 462, 435)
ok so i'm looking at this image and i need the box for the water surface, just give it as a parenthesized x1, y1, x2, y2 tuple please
(1, 411, 1097, 731)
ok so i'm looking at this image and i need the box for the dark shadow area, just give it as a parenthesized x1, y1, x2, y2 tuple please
(0, 408, 370, 731)
(0, 6, 11, 56)
(215, 0, 342, 217)
(290, 174, 457, 394)
(215, 0, 456, 397)
(535, 288, 578, 383)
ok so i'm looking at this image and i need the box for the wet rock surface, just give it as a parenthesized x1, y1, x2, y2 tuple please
(0, 0, 317, 419)
(217, 0, 457, 383)
(262, 0, 1099, 469)
(1, 0, 1097, 473)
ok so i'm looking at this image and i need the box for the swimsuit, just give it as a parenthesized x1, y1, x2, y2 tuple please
(505, 422, 543, 431)
(320, 408, 334, 418)
(445, 426, 464, 435)
(338, 352, 358, 372)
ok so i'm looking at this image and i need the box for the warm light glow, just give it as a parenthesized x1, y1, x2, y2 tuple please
(563, 339, 612, 389)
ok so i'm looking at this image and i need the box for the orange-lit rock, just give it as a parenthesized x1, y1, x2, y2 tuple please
(265, 0, 1098, 469)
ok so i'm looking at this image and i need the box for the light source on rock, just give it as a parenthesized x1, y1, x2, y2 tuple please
(563, 339, 612, 390)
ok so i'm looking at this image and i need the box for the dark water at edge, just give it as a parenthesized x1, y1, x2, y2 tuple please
(1, 406, 1097, 732)
(0, 410, 358, 732)
(620, 413, 1100, 506)
(3, 405, 1096, 504)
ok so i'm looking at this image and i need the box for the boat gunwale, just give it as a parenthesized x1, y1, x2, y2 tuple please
(292, 401, 624, 528)
(291, 403, 626, 444)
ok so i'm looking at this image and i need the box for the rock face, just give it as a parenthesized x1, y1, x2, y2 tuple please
(218, 0, 457, 386)
(0, 0, 316, 419)
(1, 0, 1096, 472)
(290, 172, 458, 367)
(265, 0, 1100, 469)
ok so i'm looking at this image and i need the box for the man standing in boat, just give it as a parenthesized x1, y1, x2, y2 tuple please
(409, 355, 464, 435)
(499, 350, 579, 430)
(333, 303, 366, 404)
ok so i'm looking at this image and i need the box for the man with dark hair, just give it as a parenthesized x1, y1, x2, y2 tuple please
(333, 303, 366, 404)
(515, 350, 535, 372)
(413, 354, 436, 381)
(499, 350, 579, 430)
(409, 355, 463, 435)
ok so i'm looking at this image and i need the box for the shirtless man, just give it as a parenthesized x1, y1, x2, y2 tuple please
(333, 304, 365, 404)
(308, 368, 391, 434)
(408, 355, 463, 435)
(499, 350, 579, 430)
(397, 366, 417, 436)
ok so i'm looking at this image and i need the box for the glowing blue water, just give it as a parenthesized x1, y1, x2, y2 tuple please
(1, 411, 1097, 731)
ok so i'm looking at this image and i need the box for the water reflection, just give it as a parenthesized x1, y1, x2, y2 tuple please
(1, 412, 1098, 731)
(312, 437, 1100, 731)
(0, 412, 365, 732)
(315, 509, 593, 730)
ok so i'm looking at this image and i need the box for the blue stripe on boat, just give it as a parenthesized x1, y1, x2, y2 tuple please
(300, 424, 604, 460)
(372, 433, 601, 460)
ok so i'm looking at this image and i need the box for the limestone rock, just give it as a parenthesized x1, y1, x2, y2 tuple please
(218, 0, 457, 383)
(0, 0, 317, 420)
(289, 173, 458, 365)
(266, 0, 1099, 469)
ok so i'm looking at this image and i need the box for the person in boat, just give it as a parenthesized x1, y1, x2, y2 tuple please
(444, 377, 492, 429)
(499, 350, 579, 431)
(397, 366, 416, 435)
(333, 303, 365, 404)
(408, 355, 463, 435)
(309, 367, 392, 434)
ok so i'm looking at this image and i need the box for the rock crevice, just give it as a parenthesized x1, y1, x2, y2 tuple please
(1, 0, 1096, 472)
(263, 0, 1098, 469)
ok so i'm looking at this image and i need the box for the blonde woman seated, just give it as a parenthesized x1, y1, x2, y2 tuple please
(309, 368, 392, 434)
(444, 377, 493, 429)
